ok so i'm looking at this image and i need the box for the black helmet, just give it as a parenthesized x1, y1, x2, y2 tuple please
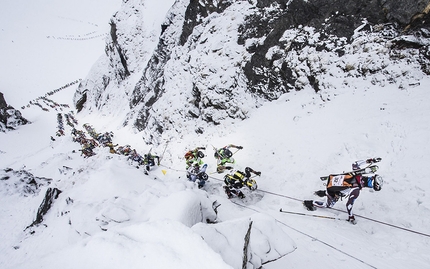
(373, 175, 383, 191)
(197, 151, 205, 158)
(223, 149, 233, 158)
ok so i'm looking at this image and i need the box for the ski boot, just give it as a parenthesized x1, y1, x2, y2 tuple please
(303, 200, 316, 211)
(348, 215, 357, 225)
(314, 190, 326, 197)
(223, 186, 234, 199)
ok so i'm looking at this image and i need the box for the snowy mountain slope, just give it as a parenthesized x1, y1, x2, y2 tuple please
(0, 102, 296, 269)
(2, 76, 430, 269)
(1, 0, 430, 269)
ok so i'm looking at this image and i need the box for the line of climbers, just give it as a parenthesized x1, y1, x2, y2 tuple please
(53, 111, 79, 139)
(75, 124, 160, 174)
(51, 114, 161, 174)
(21, 79, 80, 111)
(56, 113, 65, 137)
(184, 145, 261, 199)
(47, 33, 107, 41)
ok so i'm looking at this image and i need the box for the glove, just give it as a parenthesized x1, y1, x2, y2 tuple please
(314, 190, 326, 197)
(303, 200, 316, 211)
(237, 146, 243, 149)
(367, 157, 381, 163)
(255, 171, 261, 176)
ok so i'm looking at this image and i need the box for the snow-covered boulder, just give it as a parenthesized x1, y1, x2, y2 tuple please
(147, 189, 218, 226)
(192, 213, 296, 269)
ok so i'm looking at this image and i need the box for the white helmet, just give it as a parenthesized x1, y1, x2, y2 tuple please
(373, 175, 383, 191)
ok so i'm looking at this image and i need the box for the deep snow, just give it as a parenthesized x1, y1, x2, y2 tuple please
(1, 1, 430, 269)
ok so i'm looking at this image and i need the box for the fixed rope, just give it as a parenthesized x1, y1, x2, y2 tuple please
(256, 188, 430, 238)
(232, 201, 377, 269)
(158, 164, 430, 238)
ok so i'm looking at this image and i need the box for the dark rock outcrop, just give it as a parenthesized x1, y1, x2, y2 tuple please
(0, 92, 29, 132)
(130, 0, 235, 132)
(107, 20, 130, 80)
(180, 0, 234, 45)
(240, 0, 430, 98)
(27, 187, 62, 228)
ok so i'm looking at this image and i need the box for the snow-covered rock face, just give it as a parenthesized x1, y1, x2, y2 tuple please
(74, 0, 175, 115)
(0, 93, 29, 132)
(0, 168, 52, 196)
(128, 0, 256, 143)
(240, 0, 430, 98)
(74, 0, 430, 144)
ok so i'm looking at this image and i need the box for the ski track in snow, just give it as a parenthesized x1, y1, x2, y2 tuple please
(1, 1, 430, 269)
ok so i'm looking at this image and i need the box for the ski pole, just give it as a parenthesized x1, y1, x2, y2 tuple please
(279, 209, 344, 220)
(232, 148, 242, 156)
(211, 144, 219, 159)
(159, 141, 169, 164)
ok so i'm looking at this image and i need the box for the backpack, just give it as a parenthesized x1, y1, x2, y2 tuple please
(221, 148, 233, 158)
(327, 174, 356, 188)
(233, 171, 245, 181)
(224, 171, 245, 185)
(184, 151, 194, 160)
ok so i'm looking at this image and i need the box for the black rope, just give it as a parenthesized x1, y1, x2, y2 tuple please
(328, 207, 430, 238)
(256, 188, 430, 238)
(161, 165, 430, 238)
(232, 201, 377, 269)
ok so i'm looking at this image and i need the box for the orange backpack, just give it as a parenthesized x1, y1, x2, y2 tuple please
(184, 151, 194, 160)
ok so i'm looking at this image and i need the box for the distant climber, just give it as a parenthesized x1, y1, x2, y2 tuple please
(213, 144, 243, 173)
(184, 147, 206, 169)
(187, 162, 209, 189)
(143, 152, 160, 174)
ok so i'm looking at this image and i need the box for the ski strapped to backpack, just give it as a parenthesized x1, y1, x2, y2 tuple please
(320, 165, 379, 181)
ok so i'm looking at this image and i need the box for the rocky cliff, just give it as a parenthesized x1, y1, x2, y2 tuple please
(73, 0, 430, 144)
(0, 92, 29, 132)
